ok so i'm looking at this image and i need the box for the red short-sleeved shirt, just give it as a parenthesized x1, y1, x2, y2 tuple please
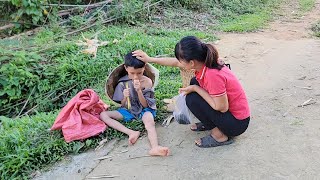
(195, 65, 250, 120)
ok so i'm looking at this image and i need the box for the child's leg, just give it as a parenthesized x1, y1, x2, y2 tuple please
(100, 111, 140, 145)
(142, 112, 169, 156)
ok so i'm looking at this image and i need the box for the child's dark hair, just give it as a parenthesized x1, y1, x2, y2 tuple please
(174, 36, 223, 70)
(124, 52, 145, 68)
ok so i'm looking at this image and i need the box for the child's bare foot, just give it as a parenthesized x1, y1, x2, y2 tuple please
(149, 146, 170, 156)
(128, 131, 140, 145)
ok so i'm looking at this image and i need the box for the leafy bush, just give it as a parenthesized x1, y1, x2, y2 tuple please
(311, 20, 320, 37)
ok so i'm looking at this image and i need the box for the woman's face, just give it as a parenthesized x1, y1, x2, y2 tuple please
(179, 59, 194, 70)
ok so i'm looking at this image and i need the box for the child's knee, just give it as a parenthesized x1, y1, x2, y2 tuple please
(143, 118, 155, 130)
(100, 111, 109, 120)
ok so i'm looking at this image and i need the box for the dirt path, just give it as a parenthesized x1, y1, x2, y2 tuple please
(36, 1, 320, 179)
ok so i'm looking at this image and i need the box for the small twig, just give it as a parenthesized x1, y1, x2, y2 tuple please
(177, 140, 184, 146)
(283, 106, 295, 117)
(50, 84, 77, 101)
(18, 84, 77, 117)
(95, 138, 108, 151)
(21, 105, 38, 117)
(298, 98, 314, 107)
(143, 163, 169, 166)
(115, 149, 128, 154)
(128, 155, 152, 160)
(87, 175, 119, 179)
(298, 102, 316, 107)
(17, 86, 36, 117)
(294, 86, 313, 90)
(95, 155, 113, 160)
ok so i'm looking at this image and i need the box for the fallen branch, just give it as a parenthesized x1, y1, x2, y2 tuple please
(0, 23, 15, 31)
(8, 27, 41, 39)
(48, 0, 112, 7)
(18, 84, 78, 117)
(58, 0, 164, 37)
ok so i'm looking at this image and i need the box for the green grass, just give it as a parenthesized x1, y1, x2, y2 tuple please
(299, 0, 316, 12)
(0, 25, 215, 117)
(216, 10, 272, 32)
(214, 0, 282, 32)
(0, 25, 216, 179)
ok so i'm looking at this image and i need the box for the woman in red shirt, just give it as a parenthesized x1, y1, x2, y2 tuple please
(133, 36, 250, 148)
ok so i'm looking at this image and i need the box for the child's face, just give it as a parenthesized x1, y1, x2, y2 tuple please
(125, 66, 145, 80)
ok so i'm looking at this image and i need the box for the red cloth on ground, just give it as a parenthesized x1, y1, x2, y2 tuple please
(51, 89, 109, 142)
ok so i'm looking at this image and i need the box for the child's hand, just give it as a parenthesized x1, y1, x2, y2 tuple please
(133, 80, 141, 91)
(132, 50, 151, 63)
(123, 88, 130, 97)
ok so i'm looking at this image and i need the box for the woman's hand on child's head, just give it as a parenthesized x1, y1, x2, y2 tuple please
(133, 80, 141, 91)
(179, 85, 196, 95)
(123, 88, 130, 97)
(132, 50, 151, 63)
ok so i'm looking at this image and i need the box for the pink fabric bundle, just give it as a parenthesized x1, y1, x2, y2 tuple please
(51, 89, 108, 142)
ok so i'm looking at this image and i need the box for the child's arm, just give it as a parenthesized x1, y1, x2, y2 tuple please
(121, 97, 128, 107)
(113, 82, 130, 108)
(134, 79, 149, 108)
(121, 86, 130, 108)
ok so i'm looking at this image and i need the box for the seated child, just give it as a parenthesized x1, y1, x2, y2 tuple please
(100, 52, 170, 156)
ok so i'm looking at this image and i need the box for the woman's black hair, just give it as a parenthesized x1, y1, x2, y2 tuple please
(174, 36, 223, 70)
(124, 52, 145, 68)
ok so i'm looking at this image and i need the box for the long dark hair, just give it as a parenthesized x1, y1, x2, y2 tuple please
(174, 36, 223, 70)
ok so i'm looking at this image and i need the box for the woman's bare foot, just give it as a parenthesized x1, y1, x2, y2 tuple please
(149, 146, 170, 156)
(128, 131, 140, 145)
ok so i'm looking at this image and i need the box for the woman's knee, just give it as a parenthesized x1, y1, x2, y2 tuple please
(186, 92, 200, 108)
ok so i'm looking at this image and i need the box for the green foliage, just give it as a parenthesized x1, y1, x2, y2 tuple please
(0, 26, 215, 117)
(0, 50, 43, 114)
(216, 10, 271, 32)
(0, 112, 98, 179)
(214, 0, 281, 32)
(311, 20, 320, 37)
(299, 0, 316, 12)
(0, 111, 148, 179)
(9, 0, 49, 26)
(169, 0, 209, 10)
